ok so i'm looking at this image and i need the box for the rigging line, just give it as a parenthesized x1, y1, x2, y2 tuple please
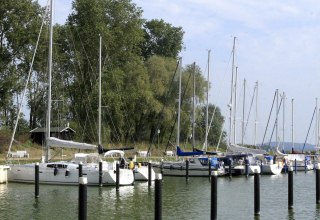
(147, 61, 180, 156)
(7, 1, 49, 160)
(216, 119, 225, 152)
(65, 27, 97, 143)
(107, 66, 137, 144)
(105, 106, 121, 143)
(268, 97, 283, 147)
(164, 61, 193, 153)
(302, 105, 316, 153)
(202, 104, 217, 150)
(243, 83, 256, 139)
(203, 49, 233, 150)
(261, 90, 277, 147)
(69, 27, 99, 136)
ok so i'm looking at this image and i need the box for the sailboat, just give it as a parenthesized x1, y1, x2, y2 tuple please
(7, 0, 134, 186)
(153, 56, 226, 177)
(95, 35, 151, 181)
(277, 98, 316, 172)
(257, 90, 283, 175)
(225, 38, 263, 176)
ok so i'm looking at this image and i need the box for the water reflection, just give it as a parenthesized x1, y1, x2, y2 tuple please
(0, 173, 319, 219)
(287, 209, 295, 220)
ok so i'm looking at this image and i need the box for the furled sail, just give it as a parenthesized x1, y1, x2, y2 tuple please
(228, 144, 266, 155)
(47, 137, 96, 150)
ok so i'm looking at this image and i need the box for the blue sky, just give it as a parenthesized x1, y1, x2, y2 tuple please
(39, 0, 320, 145)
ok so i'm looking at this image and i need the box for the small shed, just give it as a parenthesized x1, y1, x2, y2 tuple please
(30, 126, 75, 145)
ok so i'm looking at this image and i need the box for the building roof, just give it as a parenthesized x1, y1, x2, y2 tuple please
(30, 127, 76, 133)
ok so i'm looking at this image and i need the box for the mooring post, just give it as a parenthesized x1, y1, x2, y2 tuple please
(288, 166, 294, 209)
(228, 158, 232, 179)
(186, 159, 189, 183)
(35, 162, 39, 198)
(284, 161, 287, 174)
(116, 162, 120, 191)
(304, 158, 307, 174)
(160, 159, 164, 176)
(79, 177, 87, 220)
(99, 161, 103, 187)
(79, 162, 83, 178)
(294, 159, 297, 174)
(245, 158, 249, 178)
(155, 173, 162, 220)
(254, 169, 260, 216)
(208, 159, 212, 183)
(316, 163, 320, 204)
(148, 161, 152, 187)
(211, 171, 218, 220)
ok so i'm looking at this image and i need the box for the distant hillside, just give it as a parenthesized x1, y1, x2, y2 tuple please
(260, 142, 316, 153)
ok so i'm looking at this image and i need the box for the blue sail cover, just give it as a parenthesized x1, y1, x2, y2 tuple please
(176, 146, 204, 156)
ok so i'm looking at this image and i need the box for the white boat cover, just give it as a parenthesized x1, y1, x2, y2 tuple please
(47, 137, 97, 150)
(286, 154, 305, 161)
(104, 150, 124, 157)
(228, 144, 266, 155)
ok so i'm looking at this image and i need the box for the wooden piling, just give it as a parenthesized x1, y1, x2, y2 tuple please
(155, 174, 162, 220)
(208, 159, 212, 183)
(79, 177, 87, 220)
(79, 162, 83, 178)
(99, 161, 103, 187)
(148, 161, 152, 186)
(288, 166, 294, 209)
(186, 159, 189, 183)
(245, 158, 249, 177)
(254, 169, 260, 216)
(211, 171, 218, 220)
(316, 163, 320, 204)
(116, 162, 120, 191)
(35, 162, 39, 198)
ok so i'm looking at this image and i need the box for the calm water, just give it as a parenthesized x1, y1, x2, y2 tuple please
(0, 172, 319, 220)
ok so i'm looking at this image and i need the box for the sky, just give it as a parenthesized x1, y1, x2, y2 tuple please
(38, 0, 320, 146)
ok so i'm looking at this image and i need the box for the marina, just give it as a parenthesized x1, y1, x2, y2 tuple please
(0, 169, 320, 219)
(2, 0, 320, 219)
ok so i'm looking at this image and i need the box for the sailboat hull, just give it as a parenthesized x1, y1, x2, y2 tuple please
(261, 163, 283, 175)
(8, 162, 134, 186)
(134, 166, 155, 181)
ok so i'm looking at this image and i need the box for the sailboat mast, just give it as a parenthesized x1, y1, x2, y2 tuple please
(176, 57, 182, 147)
(282, 92, 285, 150)
(241, 78, 246, 146)
(98, 35, 102, 145)
(291, 98, 294, 151)
(233, 66, 238, 145)
(254, 81, 258, 146)
(316, 98, 318, 149)
(45, 0, 53, 163)
(192, 62, 196, 150)
(275, 89, 279, 146)
(205, 50, 211, 151)
(228, 37, 236, 146)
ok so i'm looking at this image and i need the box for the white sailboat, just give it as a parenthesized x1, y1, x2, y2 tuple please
(226, 37, 262, 175)
(7, 0, 134, 186)
(153, 56, 225, 177)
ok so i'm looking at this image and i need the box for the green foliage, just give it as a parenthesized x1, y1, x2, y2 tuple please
(0, 0, 42, 128)
(141, 19, 184, 59)
(0, 0, 227, 150)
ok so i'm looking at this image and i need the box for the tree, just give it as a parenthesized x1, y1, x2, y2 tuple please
(141, 19, 184, 59)
(61, 0, 146, 142)
(0, 0, 43, 128)
(196, 104, 226, 149)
